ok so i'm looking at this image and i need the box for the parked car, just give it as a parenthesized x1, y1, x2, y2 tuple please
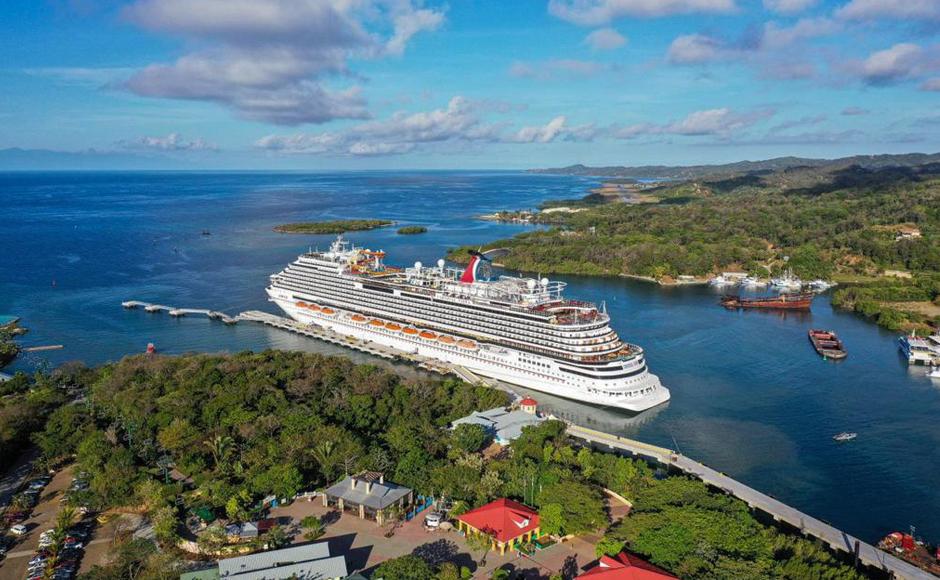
(9, 524, 28, 535)
(424, 512, 444, 528)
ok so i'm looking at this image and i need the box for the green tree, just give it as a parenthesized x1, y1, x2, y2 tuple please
(301, 515, 325, 541)
(465, 530, 494, 566)
(372, 554, 434, 580)
(265, 525, 290, 549)
(451, 423, 490, 454)
(197, 524, 228, 554)
(595, 536, 625, 557)
(537, 481, 606, 536)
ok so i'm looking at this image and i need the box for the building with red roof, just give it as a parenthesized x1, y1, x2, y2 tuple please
(577, 551, 677, 579)
(455, 498, 541, 555)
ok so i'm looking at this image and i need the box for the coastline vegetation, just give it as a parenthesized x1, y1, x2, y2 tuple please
(0, 350, 874, 578)
(273, 219, 393, 234)
(396, 225, 428, 235)
(452, 163, 940, 331)
(0, 330, 19, 367)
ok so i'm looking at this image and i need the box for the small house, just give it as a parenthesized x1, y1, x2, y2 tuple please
(456, 498, 540, 555)
(323, 471, 412, 525)
(451, 399, 545, 445)
(576, 550, 677, 579)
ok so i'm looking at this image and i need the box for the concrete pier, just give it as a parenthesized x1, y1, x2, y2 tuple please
(566, 424, 935, 580)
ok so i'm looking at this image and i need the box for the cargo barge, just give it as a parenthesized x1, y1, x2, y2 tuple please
(720, 292, 814, 310)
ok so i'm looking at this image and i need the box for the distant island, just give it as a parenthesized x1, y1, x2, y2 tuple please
(529, 152, 940, 180)
(274, 219, 393, 234)
(396, 225, 428, 235)
(459, 154, 940, 332)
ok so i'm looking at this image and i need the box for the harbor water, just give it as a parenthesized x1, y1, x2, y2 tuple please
(2, 171, 939, 544)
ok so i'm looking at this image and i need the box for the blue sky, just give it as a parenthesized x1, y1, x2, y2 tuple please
(1, 0, 938, 169)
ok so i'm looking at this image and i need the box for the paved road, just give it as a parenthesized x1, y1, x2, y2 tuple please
(567, 424, 936, 580)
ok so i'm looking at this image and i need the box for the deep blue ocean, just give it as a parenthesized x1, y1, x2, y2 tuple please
(2, 171, 938, 544)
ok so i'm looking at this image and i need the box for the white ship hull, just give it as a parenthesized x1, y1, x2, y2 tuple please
(269, 295, 670, 412)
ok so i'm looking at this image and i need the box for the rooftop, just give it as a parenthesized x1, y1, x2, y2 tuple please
(217, 542, 347, 579)
(324, 471, 411, 511)
(577, 551, 677, 579)
(452, 407, 546, 443)
(456, 498, 539, 544)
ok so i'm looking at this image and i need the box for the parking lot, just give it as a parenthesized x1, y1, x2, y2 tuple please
(0, 465, 95, 580)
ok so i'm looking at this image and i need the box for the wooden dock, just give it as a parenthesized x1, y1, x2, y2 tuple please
(566, 424, 935, 580)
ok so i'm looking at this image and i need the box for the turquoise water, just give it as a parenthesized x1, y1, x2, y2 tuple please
(2, 171, 938, 544)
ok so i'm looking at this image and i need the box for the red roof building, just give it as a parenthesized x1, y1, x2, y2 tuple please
(456, 498, 541, 555)
(577, 551, 677, 579)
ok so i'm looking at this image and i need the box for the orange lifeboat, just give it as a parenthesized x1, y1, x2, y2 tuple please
(419, 330, 438, 340)
(321, 307, 336, 316)
(402, 327, 419, 336)
(385, 322, 402, 332)
(296, 301, 308, 308)
(438, 335, 456, 345)
(350, 314, 367, 323)
(307, 304, 322, 312)
(457, 339, 478, 350)
(369, 319, 385, 327)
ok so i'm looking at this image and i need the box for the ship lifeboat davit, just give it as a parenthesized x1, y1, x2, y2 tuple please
(438, 335, 456, 345)
(350, 314, 368, 324)
(369, 319, 385, 327)
(419, 330, 438, 340)
(385, 322, 402, 332)
(321, 307, 336, 316)
(402, 327, 419, 336)
(457, 339, 478, 350)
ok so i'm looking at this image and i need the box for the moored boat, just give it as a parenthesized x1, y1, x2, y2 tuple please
(833, 432, 857, 442)
(721, 292, 814, 310)
(808, 329, 847, 360)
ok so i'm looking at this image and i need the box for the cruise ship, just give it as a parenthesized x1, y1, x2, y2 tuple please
(266, 237, 670, 412)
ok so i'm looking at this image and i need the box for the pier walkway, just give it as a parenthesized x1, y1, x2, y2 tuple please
(122, 301, 237, 323)
(566, 424, 934, 580)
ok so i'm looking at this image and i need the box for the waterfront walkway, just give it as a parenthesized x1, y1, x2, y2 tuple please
(566, 424, 935, 580)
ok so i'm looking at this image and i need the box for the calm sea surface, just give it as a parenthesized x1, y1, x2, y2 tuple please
(2, 171, 938, 543)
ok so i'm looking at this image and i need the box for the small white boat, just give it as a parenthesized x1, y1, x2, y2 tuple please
(770, 268, 803, 291)
(808, 279, 832, 291)
(708, 275, 736, 287)
(927, 366, 940, 379)
(833, 432, 857, 442)
(741, 275, 766, 288)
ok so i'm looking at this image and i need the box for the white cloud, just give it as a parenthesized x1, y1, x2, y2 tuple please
(608, 108, 775, 139)
(921, 78, 940, 91)
(509, 59, 610, 79)
(122, 0, 444, 125)
(841, 106, 870, 115)
(121, 133, 216, 151)
(256, 99, 774, 156)
(852, 43, 938, 85)
(763, 0, 817, 15)
(585, 28, 627, 51)
(667, 34, 728, 64)
(667, 108, 773, 135)
(761, 18, 839, 51)
(509, 117, 568, 143)
(836, 0, 940, 21)
(548, 0, 736, 25)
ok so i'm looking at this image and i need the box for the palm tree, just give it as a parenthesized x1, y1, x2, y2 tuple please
(205, 435, 234, 470)
(311, 440, 337, 483)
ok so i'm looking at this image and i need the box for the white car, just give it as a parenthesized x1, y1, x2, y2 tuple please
(424, 512, 443, 528)
(9, 524, 28, 535)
